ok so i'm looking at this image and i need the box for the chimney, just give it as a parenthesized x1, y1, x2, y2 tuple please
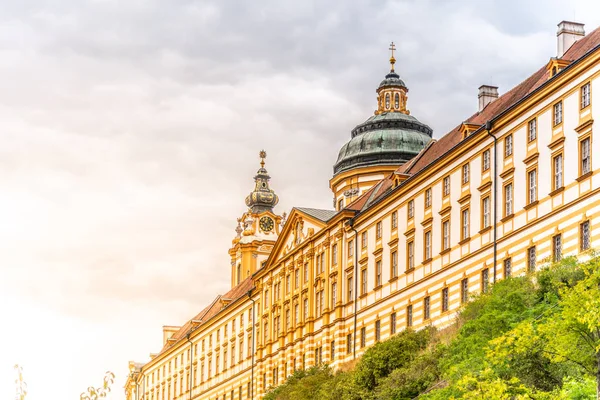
(557, 21, 585, 58)
(478, 85, 498, 112)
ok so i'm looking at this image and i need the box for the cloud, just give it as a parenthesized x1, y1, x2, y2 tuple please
(0, 0, 599, 399)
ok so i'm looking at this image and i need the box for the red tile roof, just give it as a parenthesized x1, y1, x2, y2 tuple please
(399, 25, 600, 177)
(157, 277, 254, 354)
(349, 25, 600, 212)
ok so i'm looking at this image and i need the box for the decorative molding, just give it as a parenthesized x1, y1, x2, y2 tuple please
(547, 136, 565, 150)
(575, 118, 593, 134)
(499, 167, 515, 179)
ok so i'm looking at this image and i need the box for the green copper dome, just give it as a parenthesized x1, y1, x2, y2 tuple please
(334, 111, 433, 175)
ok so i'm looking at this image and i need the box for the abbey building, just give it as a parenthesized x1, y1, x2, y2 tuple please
(126, 21, 600, 400)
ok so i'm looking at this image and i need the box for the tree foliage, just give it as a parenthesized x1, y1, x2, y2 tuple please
(264, 256, 600, 400)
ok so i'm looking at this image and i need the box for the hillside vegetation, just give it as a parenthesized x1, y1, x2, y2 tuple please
(264, 255, 600, 400)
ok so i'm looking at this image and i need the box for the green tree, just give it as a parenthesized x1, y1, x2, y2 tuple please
(353, 326, 436, 393)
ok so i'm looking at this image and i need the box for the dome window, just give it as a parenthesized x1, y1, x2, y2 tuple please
(385, 93, 390, 109)
(394, 93, 399, 109)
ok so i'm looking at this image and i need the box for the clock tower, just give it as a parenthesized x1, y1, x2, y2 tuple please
(229, 151, 283, 288)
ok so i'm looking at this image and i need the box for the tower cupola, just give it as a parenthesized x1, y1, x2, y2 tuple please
(245, 150, 279, 214)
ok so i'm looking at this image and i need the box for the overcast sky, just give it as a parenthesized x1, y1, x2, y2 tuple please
(1, 1, 599, 398)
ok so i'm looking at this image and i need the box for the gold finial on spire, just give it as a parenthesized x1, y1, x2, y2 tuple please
(259, 149, 267, 168)
(389, 42, 396, 72)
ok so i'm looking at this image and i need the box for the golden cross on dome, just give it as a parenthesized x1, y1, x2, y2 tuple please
(259, 149, 267, 168)
(389, 41, 396, 72)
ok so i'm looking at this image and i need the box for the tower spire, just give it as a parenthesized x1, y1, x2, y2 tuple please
(245, 150, 279, 214)
(389, 41, 396, 72)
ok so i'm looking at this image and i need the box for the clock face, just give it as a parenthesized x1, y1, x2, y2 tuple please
(259, 216, 274, 232)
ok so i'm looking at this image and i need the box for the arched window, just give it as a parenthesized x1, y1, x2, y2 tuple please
(385, 93, 390, 109)
(394, 93, 400, 109)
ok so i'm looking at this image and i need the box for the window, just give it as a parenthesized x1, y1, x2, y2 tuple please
(581, 137, 591, 175)
(285, 308, 290, 330)
(286, 275, 290, 294)
(461, 208, 470, 240)
(248, 334, 252, 357)
(443, 176, 450, 197)
(332, 244, 338, 266)
(303, 298, 308, 320)
(347, 239, 354, 258)
(361, 232, 368, 249)
(375, 260, 382, 287)
(460, 278, 468, 304)
(424, 296, 430, 320)
(239, 339, 243, 361)
(390, 312, 397, 334)
(424, 230, 432, 260)
(482, 196, 491, 229)
(441, 288, 449, 312)
(553, 235, 563, 262)
(347, 276, 353, 301)
(528, 119, 537, 142)
(425, 188, 432, 208)
(294, 304, 299, 325)
(504, 183, 513, 216)
(553, 101, 563, 125)
(273, 367, 278, 385)
(527, 246, 536, 272)
(528, 169, 537, 204)
(581, 221, 591, 252)
(442, 220, 450, 251)
(407, 241, 414, 270)
(481, 268, 489, 293)
(505, 134, 513, 157)
(407, 200, 414, 219)
(391, 211, 398, 229)
(346, 333, 352, 354)
(331, 341, 335, 361)
(504, 258, 512, 278)
(338, 198, 343, 211)
(236, 264, 241, 285)
(394, 93, 400, 109)
(331, 282, 337, 307)
(358, 327, 367, 348)
(462, 163, 470, 184)
(303, 263, 308, 283)
(391, 250, 398, 278)
(553, 154, 563, 190)
(320, 252, 325, 273)
(406, 305, 413, 327)
(581, 82, 591, 108)
(482, 149, 490, 172)
(376, 221, 382, 240)
(385, 93, 390, 109)
(315, 290, 324, 316)
(295, 269, 299, 289)
(375, 320, 381, 341)
(361, 268, 368, 295)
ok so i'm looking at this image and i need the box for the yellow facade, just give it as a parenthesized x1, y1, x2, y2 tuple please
(126, 22, 600, 400)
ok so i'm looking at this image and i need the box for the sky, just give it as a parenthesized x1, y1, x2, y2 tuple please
(1, 0, 600, 398)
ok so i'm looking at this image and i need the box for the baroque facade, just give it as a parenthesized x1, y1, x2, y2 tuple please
(126, 21, 600, 400)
